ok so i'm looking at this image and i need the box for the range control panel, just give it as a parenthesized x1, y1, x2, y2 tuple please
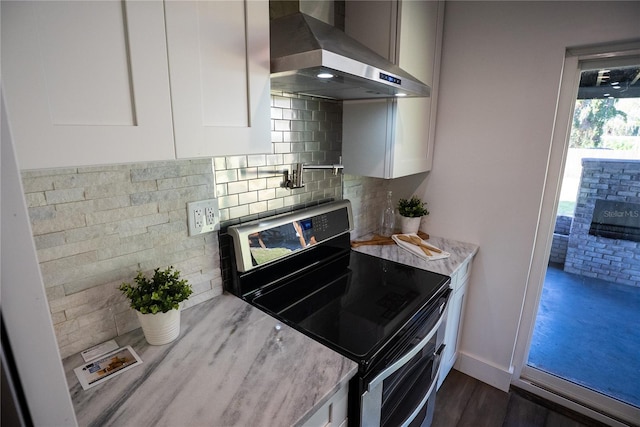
(228, 200, 353, 272)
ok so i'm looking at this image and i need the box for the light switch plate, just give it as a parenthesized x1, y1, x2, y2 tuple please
(187, 199, 219, 236)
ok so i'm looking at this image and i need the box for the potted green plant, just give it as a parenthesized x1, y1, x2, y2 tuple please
(119, 266, 193, 345)
(397, 196, 429, 234)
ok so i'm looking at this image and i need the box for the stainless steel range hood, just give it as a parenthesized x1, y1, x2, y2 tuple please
(270, 12, 431, 100)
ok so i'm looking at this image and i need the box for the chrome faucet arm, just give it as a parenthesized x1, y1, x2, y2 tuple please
(284, 159, 344, 189)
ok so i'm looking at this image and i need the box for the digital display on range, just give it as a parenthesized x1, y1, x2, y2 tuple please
(299, 218, 313, 231)
(379, 72, 401, 85)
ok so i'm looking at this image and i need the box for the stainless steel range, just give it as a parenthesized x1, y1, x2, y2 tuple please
(224, 200, 450, 427)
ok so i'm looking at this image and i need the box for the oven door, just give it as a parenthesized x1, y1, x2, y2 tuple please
(360, 295, 447, 427)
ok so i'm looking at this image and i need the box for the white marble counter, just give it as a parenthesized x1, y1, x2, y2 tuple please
(62, 294, 358, 427)
(352, 235, 479, 277)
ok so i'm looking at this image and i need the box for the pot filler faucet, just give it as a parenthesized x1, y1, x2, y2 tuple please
(284, 159, 344, 189)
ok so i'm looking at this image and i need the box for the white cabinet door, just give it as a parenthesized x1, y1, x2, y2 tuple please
(343, 0, 444, 179)
(394, 0, 442, 176)
(438, 256, 473, 389)
(300, 381, 349, 427)
(1, 0, 175, 169)
(438, 281, 466, 388)
(165, 0, 271, 158)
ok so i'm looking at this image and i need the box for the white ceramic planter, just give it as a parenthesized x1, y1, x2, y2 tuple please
(136, 309, 181, 345)
(399, 216, 421, 234)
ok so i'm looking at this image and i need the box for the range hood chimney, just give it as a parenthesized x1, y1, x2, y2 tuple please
(270, 9, 431, 100)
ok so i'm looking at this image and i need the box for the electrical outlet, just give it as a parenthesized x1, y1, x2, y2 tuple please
(187, 199, 219, 236)
(205, 207, 216, 225)
(194, 208, 204, 229)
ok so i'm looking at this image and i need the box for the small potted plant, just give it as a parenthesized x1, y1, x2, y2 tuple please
(119, 266, 193, 345)
(397, 196, 429, 234)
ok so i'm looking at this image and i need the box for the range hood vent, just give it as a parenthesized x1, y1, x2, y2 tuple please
(270, 12, 431, 100)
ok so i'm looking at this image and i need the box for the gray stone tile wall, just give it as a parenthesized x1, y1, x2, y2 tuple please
(22, 160, 221, 358)
(21, 92, 348, 358)
(549, 234, 569, 265)
(554, 215, 573, 235)
(549, 215, 573, 265)
(564, 159, 640, 286)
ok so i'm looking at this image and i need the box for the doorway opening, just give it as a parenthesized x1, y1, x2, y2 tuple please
(516, 50, 640, 427)
(528, 64, 640, 407)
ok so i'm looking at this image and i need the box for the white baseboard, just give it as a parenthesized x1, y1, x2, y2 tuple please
(454, 351, 513, 392)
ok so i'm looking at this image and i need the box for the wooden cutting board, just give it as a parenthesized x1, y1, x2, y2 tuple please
(351, 231, 430, 248)
(351, 235, 395, 247)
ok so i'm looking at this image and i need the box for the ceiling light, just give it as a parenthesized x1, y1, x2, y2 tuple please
(317, 73, 334, 79)
(613, 85, 621, 89)
(395, 93, 407, 97)
(603, 93, 610, 97)
(610, 82, 620, 85)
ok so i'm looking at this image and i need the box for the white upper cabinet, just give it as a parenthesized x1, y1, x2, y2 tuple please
(342, 0, 444, 179)
(1, 0, 271, 170)
(1, 1, 175, 169)
(165, 0, 271, 158)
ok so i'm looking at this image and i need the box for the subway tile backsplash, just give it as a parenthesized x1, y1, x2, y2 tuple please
(214, 93, 343, 224)
(344, 174, 391, 239)
(21, 92, 366, 358)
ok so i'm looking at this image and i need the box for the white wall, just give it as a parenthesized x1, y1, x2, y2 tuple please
(424, 1, 640, 390)
(2, 89, 78, 425)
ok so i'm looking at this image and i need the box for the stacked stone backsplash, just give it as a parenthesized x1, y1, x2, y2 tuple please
(22, 160, 221, 358)
(22, 92, 346, 358)
(564, 159, 640, 286)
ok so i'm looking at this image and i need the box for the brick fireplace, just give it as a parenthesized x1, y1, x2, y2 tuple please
(564, 158, 640, 287)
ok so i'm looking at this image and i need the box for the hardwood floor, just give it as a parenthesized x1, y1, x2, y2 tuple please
(432, 370, 610, 427)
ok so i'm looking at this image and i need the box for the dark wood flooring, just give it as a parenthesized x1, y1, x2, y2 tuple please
(432, 370, 611, 427)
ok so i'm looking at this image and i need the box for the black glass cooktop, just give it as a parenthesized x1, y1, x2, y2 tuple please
(251, 250, 450, 365)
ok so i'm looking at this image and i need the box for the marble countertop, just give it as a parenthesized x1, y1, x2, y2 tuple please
(352, 235, 479, 277)
(62, 295, 358, 427)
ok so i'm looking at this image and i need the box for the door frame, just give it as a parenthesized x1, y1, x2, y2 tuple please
(510, 41, 640, 426)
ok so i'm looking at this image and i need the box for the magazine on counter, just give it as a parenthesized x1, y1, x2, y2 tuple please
(74, 346, 142, 390)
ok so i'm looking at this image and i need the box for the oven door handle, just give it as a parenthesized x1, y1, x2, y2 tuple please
(367, 313, 444, 392)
